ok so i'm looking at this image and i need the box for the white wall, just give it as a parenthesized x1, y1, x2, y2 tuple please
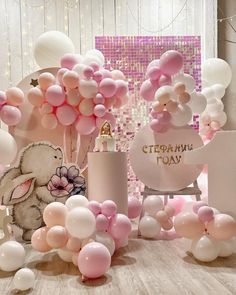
(0, 0, 217, 90)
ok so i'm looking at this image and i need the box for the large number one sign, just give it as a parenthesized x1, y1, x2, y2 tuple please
(184, 131, 236, 218)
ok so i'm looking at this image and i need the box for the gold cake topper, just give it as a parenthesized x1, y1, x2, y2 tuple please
(100, 121, 113, 137)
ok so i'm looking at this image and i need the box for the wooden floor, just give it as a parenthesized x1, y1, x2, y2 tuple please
(1, 230, 236, 295)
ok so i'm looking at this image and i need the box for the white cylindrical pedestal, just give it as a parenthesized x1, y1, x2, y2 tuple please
(88, 152, 128, 215)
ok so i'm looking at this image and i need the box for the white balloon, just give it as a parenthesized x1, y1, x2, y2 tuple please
(188, 91, 207, 114)
(218, 240, 234, 257)
(34, 31, 75, 68)
(65, 195, 89, 211)
(73, 64, 87, 79)
(191, 235, 220, 262)
(57, 248, 73, 262)
(83, 55, 102, 67)
(79, 79, 98, 99)
(173, 73, 196, 93)
(171, 104, 192, 127)
(0, 241, 25, 271)
(13, 268, 35, 291)
(95, 232, 115, 256)
(139, 216, 161, 238)
(182, 201, 195, 212)
(0, 129, 18, 165)
(202, 58, 232, 88)
(201, 87, 215, 100)
(65, 207, 96, 239)
(211, 111, 227, 127)
(143, 195, 163, 216)
(86, 49, 105, 66)
(154, 85, 176, 102)
(211, 84, 225, 99)
(206, 99, 224, 115)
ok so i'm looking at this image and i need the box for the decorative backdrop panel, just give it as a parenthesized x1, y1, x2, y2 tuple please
(96, 36, 201, 196)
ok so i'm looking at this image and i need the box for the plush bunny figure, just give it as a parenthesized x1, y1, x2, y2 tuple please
(0, 142, 66, 241)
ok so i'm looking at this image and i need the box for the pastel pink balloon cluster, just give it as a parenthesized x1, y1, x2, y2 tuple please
(31, 195, 131, 280)
(0, 87, 24, 126)
(138, 196, 176, 239)
(127, 196, 142, 219)
(200, 111, 226, 140)
(27, 49, 129, 135)
(174, 200, 236, 262)
(140, 50, 207, 133)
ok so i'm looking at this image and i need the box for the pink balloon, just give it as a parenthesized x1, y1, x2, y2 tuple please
(61, 53, 81, 70)
(128, 196, 142, 219)
(41, 113, 58, 130)
(78, 242, 111, 279)
(38, 72, 56, 90)
(164, 205, 175, 218)
(113, 97, 122, 109)
(147, 67, 162, 81)
(90, 62, 99, 72)
(115, 80, 128, 98)
(45, 85, 65, 106)
(198, 206, 214, 222)
(146, 59, 160, 72)
(27, 87, 44, 107)
(0, 91, 7, 105)
(94, 104, 106, 118)
(99, 78, 117, 98)
(140, 79, 159, 101)
(6, 87, 24, 106)
(99, 69, 112, 79)
(159, 50, 184, 75)
(206, 214, 236, 240)
(174, 212, 205, 238)
(87, 200, 101, 216)
(93, 71, 103, 83)
(192, 201, 208, 214)
(31, 227, 52, 253)
(56, 105, 77, 126)
(156, 111, 172, 124)
(101, 200, 117, 217)
(96, 112, 116, 129)
(83, 66, 94, 79)
(43, 202, 67, 227)
(62, 70, 79, 89)
(109, 214, 132, 240)
(96, 214, 109, 232)
(104, 97, 116, 109)
(114, 238, 127, 250)
(168, 198, 186, 216)
(93, 93, 105, 104)
(111, 70, 126, 80)
(0, 105, 21, 126)
(46, 225, 68, 248)
(75, 115, 96, 135)
(159, 74, 172, 86)
(56, 68, 68, 85)
(150, 119, 165, 132)
(66, 237, 81, 252)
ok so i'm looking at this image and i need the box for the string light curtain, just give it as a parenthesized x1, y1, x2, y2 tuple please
(0, 0, 217, 90)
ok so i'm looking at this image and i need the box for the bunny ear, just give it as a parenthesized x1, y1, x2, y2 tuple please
(0, 169, 36, 205)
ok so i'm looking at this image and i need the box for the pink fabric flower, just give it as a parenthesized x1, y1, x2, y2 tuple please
(48, 175, 73, 197)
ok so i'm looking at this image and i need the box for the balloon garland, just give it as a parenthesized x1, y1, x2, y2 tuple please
(31, 195, 132, 280)
(174, 201, 236, 262)
(200, 58, 232, 140)
(140, 50, 207, 133)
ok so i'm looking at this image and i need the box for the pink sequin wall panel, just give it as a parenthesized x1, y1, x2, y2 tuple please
(95, 36, 201, 196)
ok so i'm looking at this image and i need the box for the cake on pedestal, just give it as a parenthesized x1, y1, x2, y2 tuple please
(88, 122, 128, 215)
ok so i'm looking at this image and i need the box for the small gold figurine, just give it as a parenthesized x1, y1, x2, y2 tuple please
(95, 121, 116, 152)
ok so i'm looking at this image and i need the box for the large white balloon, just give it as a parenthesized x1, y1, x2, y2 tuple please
(139, 216, 161, 238)
(0, 129, 18, 165)
(211, 111, 227, 127)
(65, 195, 89, 211)
(191, 235, 220, 262)
(201, 87, 215, 100)
(206, 99, 224, 115)
(65, 207, 96, 239)
(218, 240, 234, 257)
(202, 58, 232, 88)
(34, 31, 75, 68)
(0, 241, 25, 271)
(188, 91, 207, 114)
(171, 104, 192, 127)
(173, 73, 196, 93)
